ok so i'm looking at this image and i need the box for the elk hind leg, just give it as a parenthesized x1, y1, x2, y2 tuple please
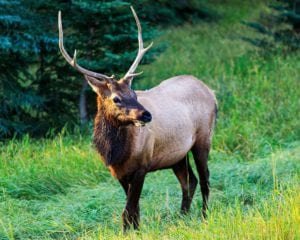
(172, 156, 198, 213)
(191, 141, 210, 219)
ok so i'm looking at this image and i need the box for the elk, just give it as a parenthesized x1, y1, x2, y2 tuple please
(58, 7, 217, 231)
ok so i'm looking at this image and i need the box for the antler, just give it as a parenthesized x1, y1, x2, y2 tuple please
(123, 6, 153, 80)
(58, 11, 113, 81)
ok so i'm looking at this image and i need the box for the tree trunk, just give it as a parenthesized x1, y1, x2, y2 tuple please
(78, 26, 95, 125)
(292, 1, 300, 33)
(79, 79, 88, 125)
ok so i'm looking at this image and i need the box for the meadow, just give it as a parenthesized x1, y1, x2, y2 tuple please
(0, 1, 299, 239)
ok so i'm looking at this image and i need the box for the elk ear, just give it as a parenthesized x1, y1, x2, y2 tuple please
(84, 75, 110, 95)
(119, 77, 133, 88)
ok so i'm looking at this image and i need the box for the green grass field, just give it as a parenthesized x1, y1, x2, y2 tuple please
(1, 1, 299, 239)
(0, 135, 299, 239)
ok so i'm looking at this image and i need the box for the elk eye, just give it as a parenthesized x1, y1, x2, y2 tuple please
(113, 96, 121, 104)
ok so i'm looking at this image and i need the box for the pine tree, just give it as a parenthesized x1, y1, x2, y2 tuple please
(0, 0, 44, 137)
(243, 0, 300, 53)
(0, 0, 213, 138)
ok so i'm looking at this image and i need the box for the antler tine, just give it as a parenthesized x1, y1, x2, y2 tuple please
(58, 11, 113, 81)
(123, 6, 153, 80)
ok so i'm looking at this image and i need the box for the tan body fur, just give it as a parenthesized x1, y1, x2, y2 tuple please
(108, 75, 217, 179)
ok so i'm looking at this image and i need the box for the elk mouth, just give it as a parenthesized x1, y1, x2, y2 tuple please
(116, 109, 151, 127)
(133, 110, 152, 127)
(133, 121, 146, 127)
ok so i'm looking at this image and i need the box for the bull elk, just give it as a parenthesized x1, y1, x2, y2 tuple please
(58, 7, 217, 231)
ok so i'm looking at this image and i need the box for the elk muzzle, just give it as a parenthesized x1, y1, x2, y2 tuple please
(132, 109, 152, 127)
(139, 110, 152, 123)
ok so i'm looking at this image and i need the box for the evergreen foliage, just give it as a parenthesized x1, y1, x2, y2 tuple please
(0, 0, 212, 139)
(243, 0, 300, 53)
(0, 1, 43, 137)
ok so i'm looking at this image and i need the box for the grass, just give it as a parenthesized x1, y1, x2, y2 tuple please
(0, 135, 299, 239)
(1, 0, 299, 239)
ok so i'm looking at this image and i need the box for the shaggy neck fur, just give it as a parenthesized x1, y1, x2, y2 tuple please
(93, 101, 134, 166)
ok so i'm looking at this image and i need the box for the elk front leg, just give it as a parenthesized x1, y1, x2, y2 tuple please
(122, 170, 146, 231)
(119, 177, 129, 196)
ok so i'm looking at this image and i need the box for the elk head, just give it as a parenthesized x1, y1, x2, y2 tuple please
(58, 7, 153, 126)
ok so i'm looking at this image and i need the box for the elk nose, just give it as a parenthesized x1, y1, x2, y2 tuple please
(141, 110, 152, 123)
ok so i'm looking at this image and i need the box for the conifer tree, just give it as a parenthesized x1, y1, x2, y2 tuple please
(0, 0, 212, 138)
(0, 0, 43, 137)
(244, 0, 300, 53)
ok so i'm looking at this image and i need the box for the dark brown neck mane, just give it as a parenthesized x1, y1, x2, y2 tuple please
(93, 109, 134, 166)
